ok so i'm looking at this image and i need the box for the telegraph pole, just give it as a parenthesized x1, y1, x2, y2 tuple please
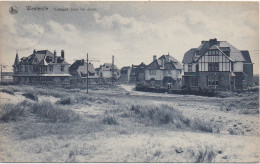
(87, 53, 89, 94)
(112, 55, 114, 85)
(0, 65, 2, 83)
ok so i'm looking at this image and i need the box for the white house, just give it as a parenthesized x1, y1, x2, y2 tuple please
(145, 53, 183, 87)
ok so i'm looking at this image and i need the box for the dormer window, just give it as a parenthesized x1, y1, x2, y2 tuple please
(208, 50, 219, 56)
(194, 50, 199, 57)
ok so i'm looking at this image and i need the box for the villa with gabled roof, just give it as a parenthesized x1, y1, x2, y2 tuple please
(69, 59, 99, 85)
(145, 53, 183, 87)
(13, 49, 71, 87)
(182, 38, 253, 91)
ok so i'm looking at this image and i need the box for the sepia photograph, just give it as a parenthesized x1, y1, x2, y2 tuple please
(0, 1, 259, 162)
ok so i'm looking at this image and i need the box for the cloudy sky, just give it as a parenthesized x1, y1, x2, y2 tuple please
(0, 1, 259, 73)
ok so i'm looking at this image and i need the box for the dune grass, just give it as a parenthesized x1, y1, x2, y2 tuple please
(118, 104, 220, 133)
(0, 100, 29, 122)
(0, 88, 14, 95)
(220, 93, 259, 115)
(0, 100, 80, 123)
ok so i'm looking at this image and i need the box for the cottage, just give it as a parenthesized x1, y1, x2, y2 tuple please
(97, 63, 120, 83)
(69, 59, 99, 85)
(182, 38, 253, 91)
(129, 62, 146, 83)
(13, 50, 71, 87)
(145, 53, 183, 87)
(119, 66, 131, 84)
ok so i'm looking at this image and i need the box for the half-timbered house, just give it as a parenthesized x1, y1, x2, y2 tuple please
(182, 38, 253, 90)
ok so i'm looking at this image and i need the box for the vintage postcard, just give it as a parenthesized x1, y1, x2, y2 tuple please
(0, 1, 259, 162)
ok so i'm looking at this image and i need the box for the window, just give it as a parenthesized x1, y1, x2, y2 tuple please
(25, 66, 28, 73)
(168, 70, 171, 74)
(208, 50, 219, 56)
(19, 66, 22, 73)
(61, 66, 64, 72)
(208, 63, 219, 71)
(231, 62, 233, 71)
(49, 65, 53, 72)
(121, 70, 127, 74)
(188, 64, 192, 72)
(149, 70, 156, 75)
(191, 77, 198, 86)
(224, 51, 230, 57)
(208, 76, 218, 86)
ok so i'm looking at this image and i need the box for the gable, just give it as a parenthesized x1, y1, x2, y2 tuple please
(241, 51, 252, 63)
(145, 60, 160, 70)
(182, 49, 196, 64)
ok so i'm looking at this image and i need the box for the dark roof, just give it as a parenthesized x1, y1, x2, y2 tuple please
(146, 54, 182, 70)
(164, 62, 176, 70)
(69, 60, 85, 72)
(131, 62, 146, 74)
(14, 53, 19, 65)
(145, 60, 161, 70)
(182, 39, 246, 64)
(182, 48, 196, 63)
(69, 60, 95, 73)
(121, 66, 131, 70)
(69, 59, 97, 78)
(241, 51, 252, 63)
(17, 50, 68, 65)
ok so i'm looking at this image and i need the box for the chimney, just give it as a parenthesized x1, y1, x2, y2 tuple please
(54, 50, 57, 63)
(209, 38, 217, 47)
(33, 49, 36, 55)
(166, 53, 170, 62)
(61, 50, 64, 59)
(153, 55, 157, 61)
(161, 58, 165, 68)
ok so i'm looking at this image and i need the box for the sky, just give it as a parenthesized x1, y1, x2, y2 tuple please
(0, 1, 259, 73)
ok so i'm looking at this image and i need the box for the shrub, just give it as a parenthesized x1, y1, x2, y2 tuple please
(127, 104, 219, 133)
(0, 89, 14, 95)
(0, 100, 29, 122)
(22, 93, 38, 102)
(192, 119, 215, 133)
(31, 101, 79, 123)
(195, 146, 216, 162)
(240, 108, 259, 115)
(56, 97, 71, 105)
(129, 104, 190, 127)
(103, 114, 118, 125)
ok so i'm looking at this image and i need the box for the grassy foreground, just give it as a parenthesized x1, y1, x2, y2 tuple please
(0, 85, 259, 162)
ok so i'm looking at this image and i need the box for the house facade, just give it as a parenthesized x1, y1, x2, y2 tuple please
(0, 65, 13, 84)
(145, 54, 183, 87)
(69, 59, 99, 85)
(97, 63, 120, 83)
(129, 62, 146, 83)
(119, 66, 131, 84)
(182, 38, 253, 91)
(13, 50, 71, 87)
